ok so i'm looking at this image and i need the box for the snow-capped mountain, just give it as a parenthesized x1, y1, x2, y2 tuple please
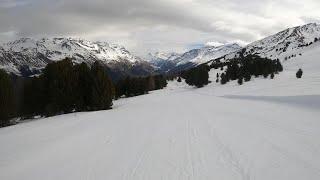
(246, 23, 320, 59)
(224, 23, 320, 61)
(148, 52, 182, 72)
(175, 43, 242, 66)
(165, 43, 242, 73)
(0, 37, 153, 78)
(148, 43, 242, 73)
(149, 52, 181, 62)
(1, 23, 320, 77)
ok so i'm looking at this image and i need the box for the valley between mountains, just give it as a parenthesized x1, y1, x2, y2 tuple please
(0, 23, 320, 180)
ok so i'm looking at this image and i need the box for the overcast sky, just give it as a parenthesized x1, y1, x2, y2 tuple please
(1, 0, 320, 55)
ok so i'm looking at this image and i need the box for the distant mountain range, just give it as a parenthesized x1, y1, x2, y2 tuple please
(0, 38, 154, 80)
(148, 43, 242, 73)
(151, 23, 320, 73)
(1, 23, 320, 79)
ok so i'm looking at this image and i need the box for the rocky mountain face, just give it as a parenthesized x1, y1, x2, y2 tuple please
(0, 38, 154, 80)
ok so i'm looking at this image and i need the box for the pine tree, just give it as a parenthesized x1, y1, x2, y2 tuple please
(73, 62, 92, 111)
(90, 61, 114, 111)
(184, 65, 209, 88)
(42, 58, 76, 116)
(237, 77, 243, 85)
(270, 73, 275, 79)
(296, 69, 303, 79)
(220, 73, 227, 85)
(21, 77, 45, 118)
(177, 77, 182, 82)
(276, 59, 283, 72)
(0, 69, 15, 127)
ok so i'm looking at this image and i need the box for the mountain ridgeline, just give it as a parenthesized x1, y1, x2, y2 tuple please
(0, 38, 155, 81)
(1, 23, 320, 80)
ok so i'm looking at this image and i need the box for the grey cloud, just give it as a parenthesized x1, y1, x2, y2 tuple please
(0, 0, 320, 55)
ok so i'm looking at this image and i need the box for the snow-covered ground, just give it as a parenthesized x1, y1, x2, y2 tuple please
(1, 49, 320, 180)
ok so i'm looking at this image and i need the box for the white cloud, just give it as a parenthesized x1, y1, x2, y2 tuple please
(205, 42, 224, 47)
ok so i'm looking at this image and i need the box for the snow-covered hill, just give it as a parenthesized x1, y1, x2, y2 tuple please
(223, 23, 320, 62)
(1, 39, 320, 180)
(245, 23, 320, 59)
(0, 38, 153, 77)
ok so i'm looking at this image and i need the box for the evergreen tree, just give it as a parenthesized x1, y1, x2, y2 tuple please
(276, 59, 283, 72)
(296, 69, 303, 79)
(217, 55, 283, 85)
(147, 76, 156, 90)
(73, 62, 92, 111)
(177, 77, 182, 82)
(42, 58, 76, 116)
(0, 69, 15, 127)
(237, 77, 243, 85)
(270, 73, 275, 79)
(154, 75, 167, 90)
(90, 61, 114, 111)
(184, 65, 209, 88)
(220, 73, 227, 85)
(21, 77, 45, 118)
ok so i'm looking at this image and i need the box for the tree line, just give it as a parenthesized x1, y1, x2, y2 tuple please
(217, 55, 283, 85)
(178, 54, 284, 88)
(0, 58, 168, 127)
(181, 65, 210, 88)
(115, 75, 167, 98)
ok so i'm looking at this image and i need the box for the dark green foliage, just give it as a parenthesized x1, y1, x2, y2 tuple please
(296, 69, 303, 79)
(42, 58, 76, 116)
(237, 77, 243, 85)
(220, 73, 227, 85)
(21, 77, 46, 118)
(177, 77, 182, 82)
(218, 55, 283, 85)
(73, 63, 92, 111)
(183, 65, 210, 88)
(115, 74, 167, 99)
(0, 69, 15, 127)
(270, 73, 275, 79)
(154, 75, 168, 90)
(89, 62, 114, 111)
(276, 59, 283, 72)
(21, 58, 114, 118)
(244, 73, 251, 82)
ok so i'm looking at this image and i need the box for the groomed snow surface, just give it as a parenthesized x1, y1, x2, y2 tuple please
(1, 49, 320, 180)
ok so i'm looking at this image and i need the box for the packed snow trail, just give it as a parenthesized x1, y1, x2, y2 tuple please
(0, 83, 320, 180)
